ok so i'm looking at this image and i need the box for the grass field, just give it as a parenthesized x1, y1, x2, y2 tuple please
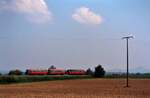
(0, 79, 149, 98)
(0, 75, 92, 84)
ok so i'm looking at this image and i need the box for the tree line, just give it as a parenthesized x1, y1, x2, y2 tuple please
(0, 64, 106, 78)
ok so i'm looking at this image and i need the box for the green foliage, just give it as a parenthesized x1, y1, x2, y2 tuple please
(8, 69, 23, 75)
(105, 73, 150, 78)
(49, 65, 56, 69)
(0, 75, 92, 84)
(86, 68, 93, 75)
(94, 65, 105, 77)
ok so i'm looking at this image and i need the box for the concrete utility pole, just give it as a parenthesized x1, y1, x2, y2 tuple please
(122, 36, 133, 87)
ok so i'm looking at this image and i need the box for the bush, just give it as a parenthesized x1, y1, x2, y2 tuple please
(49, 65, 56, 69)
(86, 68, 93, 75)
(8, 69, 23, 75)
(0, 75, 92, 84)
(94, 65, 105, 77)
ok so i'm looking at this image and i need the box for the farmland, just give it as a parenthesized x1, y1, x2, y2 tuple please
(0, 79, 149, 98)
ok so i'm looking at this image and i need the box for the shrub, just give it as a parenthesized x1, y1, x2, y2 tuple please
(49, 65, 56, 69)
(86, 68, 93, 75)
(94, 65, 105, 77)
(0, 75, 92, 84)
(8, 69, 23, 75)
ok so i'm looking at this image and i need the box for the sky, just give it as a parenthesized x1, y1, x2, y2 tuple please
(0, 0, 150, 73)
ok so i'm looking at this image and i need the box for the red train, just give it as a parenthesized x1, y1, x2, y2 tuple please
(65, 69, 86, 75)
(25, 68, 86, 75)
(48, 68, 65, 75)
(26, 69, 48, 75)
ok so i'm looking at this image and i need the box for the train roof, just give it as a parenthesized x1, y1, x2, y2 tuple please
(26, 69, 48, 71)
(48, 68, 65, 70)
(67, 69, 85, 71)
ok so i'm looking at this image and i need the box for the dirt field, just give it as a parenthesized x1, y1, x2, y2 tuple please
(0, 79, 149, 98)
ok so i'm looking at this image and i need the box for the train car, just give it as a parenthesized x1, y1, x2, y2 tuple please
(65, 69, 86, 75)
(26, 69, 48, 75)
(48, 68, 65, 75)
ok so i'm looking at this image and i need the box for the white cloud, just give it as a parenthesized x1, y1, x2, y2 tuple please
(72, 7, 102, 25)
(0, 0, 52, 24)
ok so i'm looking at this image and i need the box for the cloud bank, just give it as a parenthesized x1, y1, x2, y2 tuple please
(0, 0, 52, 24)
(72, 7, 102, 25)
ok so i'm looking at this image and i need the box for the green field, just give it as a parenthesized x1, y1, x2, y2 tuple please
(0, 73, 150, 84)
(0, 75, 92, 84)
(105, 73, 150, 79)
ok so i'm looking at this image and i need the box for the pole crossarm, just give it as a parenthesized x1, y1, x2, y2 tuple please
(122, 36, 134, 39)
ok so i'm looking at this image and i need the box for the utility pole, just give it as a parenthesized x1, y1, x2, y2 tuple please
(122, 36, 133, 87)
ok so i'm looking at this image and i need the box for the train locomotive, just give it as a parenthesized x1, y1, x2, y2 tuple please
(65, 69, 86, 75)
(25, 69, 48, 75)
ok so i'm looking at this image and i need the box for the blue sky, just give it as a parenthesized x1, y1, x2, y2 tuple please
(0, 0, 150, 72)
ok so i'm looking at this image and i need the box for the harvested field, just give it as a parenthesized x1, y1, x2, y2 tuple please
(0, 79, 149, 98)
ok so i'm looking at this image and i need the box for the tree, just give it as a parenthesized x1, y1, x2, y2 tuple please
(8, 69, 23, 75)
(0, 73, 2, 76)
(86, 68, 93, 75)
(49, 65, 56, 69)
(94, 65, 105, 77)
